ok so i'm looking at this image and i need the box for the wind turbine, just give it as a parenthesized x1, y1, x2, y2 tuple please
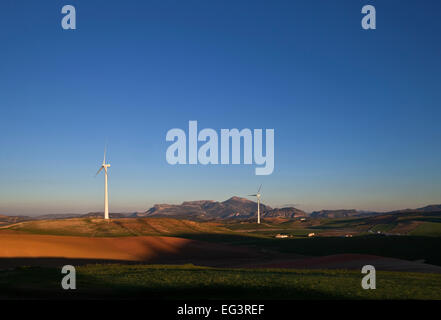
(96, 147, 111, 220)
(248, 184, 262, 224)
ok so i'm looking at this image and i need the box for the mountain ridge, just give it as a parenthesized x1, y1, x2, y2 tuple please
(2, 202, 440, 221)
(131, 196, 306, 220)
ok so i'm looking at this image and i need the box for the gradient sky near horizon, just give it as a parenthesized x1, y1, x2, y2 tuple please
(1, 0, 441, 215)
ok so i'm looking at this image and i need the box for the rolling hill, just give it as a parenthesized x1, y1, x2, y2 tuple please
(309, 205, 441, 219)
(390, 205, 441, 214)
(3, 217, 228, 237)
(0, 214, 30, 226)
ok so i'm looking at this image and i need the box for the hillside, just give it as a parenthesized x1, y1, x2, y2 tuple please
(264, 207, 306, 218)
(310, 209, 359, 218)
(0, 214, 30, 226)
(390, 205, 441, 214)
(309, 205, 441, 219)
(80, 212, 129, 219)
(3, 217, 228, 237)
(308, 210, 441, 237)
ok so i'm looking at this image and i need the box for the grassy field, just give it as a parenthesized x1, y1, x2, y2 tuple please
(1, 264, 440, 300)
(410, 222, 441, 237)
(4, 217, 228, 237)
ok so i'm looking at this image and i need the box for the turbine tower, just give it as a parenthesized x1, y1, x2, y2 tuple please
(96, 147, 111, 220)
(248, 184, 262, 224)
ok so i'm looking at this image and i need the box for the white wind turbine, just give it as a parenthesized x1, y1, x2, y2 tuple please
(96, 147, 111, 220)
(248, 184, 262, 224)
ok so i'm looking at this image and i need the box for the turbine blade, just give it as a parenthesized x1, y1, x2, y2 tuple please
(248, 194, 257, 196)
(96, 166, 104, 176)
(103, 145, 107, 164)
(258, 184, 262, 193)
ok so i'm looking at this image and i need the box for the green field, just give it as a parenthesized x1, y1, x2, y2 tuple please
(410, 222, 441, 237)
(1, 264, 440, 300)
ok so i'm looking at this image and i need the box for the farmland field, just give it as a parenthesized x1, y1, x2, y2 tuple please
(1, 264, 440, 300)
(1, 215, 441, 300)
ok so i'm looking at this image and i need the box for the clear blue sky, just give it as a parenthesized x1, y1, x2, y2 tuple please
(1, 0, 440, 215)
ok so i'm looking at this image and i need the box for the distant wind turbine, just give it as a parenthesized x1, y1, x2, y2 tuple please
(96, 146, 111, 220)
(248, 184, 262, 224)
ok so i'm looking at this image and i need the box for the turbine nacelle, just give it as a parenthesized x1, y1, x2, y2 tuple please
(97, 148, 111, 175)
(96, 164, 110, 176)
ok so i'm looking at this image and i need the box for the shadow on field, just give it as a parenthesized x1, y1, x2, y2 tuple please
(2, 233, 441, 299)
(174, 233, 441, 266)
(0, 232, 274, 268)
(0, 257, 139, 268)
(0, 265, 348, 300)
(2, 230, 441, 274)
